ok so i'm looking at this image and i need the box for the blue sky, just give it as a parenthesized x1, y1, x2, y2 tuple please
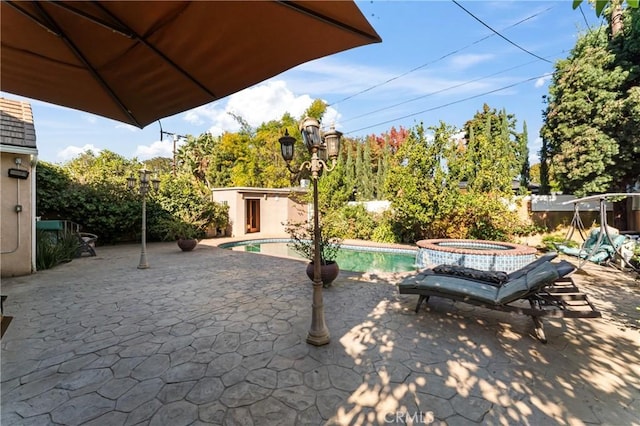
(2, 1, 603, 165)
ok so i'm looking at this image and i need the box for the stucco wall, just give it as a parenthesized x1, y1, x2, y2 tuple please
(239, 191, 305, 236)
(210, 190, 238, 236)
(212, 188, 308, 238)
(1, 153, 34, 276)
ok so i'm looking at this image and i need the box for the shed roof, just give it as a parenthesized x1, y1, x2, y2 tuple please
(211, 187, 308, 194)
(0, 97, 37, 149)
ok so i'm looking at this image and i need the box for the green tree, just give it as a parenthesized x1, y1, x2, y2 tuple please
(176, 133, 214, 187)
(529, 163, 541, 186)
(459, 104, 521, 194)
(37, 153, 144, 243)
(343, 139, 356, 197)
(37, 149, 229, 244)
(375, 137, 392, 199)
(317, 160, 350, 211)
(517, 121, 531, 193)
(208, 132, 241, 187)
(573, 0, 638, 17)
(304, 99, 327, 121)
(359, 139, 375, 200)
(36, 161, 72, 218)
(154, 173, 229, 239)
(384, 122, 455, 242)
(541, 7, 640, 196)
(65, 149, 137, 187)
(354, 142, 365, 200)
(145, 157, 172, 175)
(255, 119, 294, 188)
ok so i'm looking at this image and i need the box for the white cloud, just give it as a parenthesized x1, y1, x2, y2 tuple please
(529, 137, 543, 165)
(134, 139, 186, 160)
(448, 54, 495, 70)
(228, 81, 313, 124)
(82, 115, 97, 124)
(290, 57, 506, 103)
(183, 107, 207, 126)
(290, 59, 397, 94)
(57, 144, 102, 161)
(185, 58, 511, 140)
(115, 123, 139, 132)
(535, 75, 552, 88)
(184, 80, 342, 136)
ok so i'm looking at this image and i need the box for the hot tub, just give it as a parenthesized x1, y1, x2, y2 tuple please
(416, 239, 537, 272)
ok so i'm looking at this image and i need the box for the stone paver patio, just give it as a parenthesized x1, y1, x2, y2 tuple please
(1, 240, 639, 425)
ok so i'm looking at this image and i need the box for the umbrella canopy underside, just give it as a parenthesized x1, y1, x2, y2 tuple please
(1, 1, 380, 128)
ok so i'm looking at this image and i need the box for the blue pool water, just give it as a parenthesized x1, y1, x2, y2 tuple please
(219, 239, 418, 273)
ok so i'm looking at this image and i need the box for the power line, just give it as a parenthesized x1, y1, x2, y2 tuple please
(328, 5, 554, 107)
(341, 52, 565, 125)
(343, 73, 552, 135)
(451, 0, 552, 64)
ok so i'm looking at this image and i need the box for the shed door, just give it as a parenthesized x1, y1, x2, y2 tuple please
(246, 199, 260, 233)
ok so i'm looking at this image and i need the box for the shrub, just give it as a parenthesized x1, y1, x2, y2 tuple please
(155, 175, 229, 239)
(425, 191, 530, 242)
(326, 204, 376, 240)
(36, 230, 79, 270)
(371, 220, 398, 243)
(630, 243, 640, 269)
(541, 234, 579, 251)
(36, 158, 142, 244)
(156, 216, 202, 241)
(284, 220, 342, 265)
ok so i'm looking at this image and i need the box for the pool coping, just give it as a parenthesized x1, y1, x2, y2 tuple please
(203, 233, 418, 251)
(218, 237, 418, 256)
(416, 238, 537, 256)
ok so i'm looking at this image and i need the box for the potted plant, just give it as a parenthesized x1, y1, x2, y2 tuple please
(158, 216, 203, 251)
(285, 220, 342, 286)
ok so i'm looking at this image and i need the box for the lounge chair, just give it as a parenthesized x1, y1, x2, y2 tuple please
(398, 253, 601, 343)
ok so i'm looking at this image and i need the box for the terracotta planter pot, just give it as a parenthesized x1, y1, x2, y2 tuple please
(306, 261, 339, 287)
(177, 238, 197, 252)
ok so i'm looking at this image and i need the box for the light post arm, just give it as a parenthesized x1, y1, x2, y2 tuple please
(283, 155, 336, 176)
(284, 160, 311, 175)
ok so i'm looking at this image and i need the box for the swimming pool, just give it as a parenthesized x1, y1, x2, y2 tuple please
(219, 239, 418, 273)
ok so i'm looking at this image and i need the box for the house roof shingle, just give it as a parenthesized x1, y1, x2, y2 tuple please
(0, 97, 37, 149)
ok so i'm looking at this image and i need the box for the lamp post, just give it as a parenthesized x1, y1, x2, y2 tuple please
(279, 117, 342, 346)
(127, 169, 160, 269)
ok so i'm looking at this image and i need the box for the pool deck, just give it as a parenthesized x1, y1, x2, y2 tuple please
(1, 238, 639, 425)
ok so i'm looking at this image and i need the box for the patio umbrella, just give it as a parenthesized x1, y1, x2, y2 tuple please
(0, 1, 380, 128)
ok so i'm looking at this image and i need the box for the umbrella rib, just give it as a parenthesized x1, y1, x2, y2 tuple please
(49, 2, 134, 39)
(276, 1, 382, 43)
(4, 1, 60, 36)
(27, 2, 142, 127)
(92, 2, 218, 99)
